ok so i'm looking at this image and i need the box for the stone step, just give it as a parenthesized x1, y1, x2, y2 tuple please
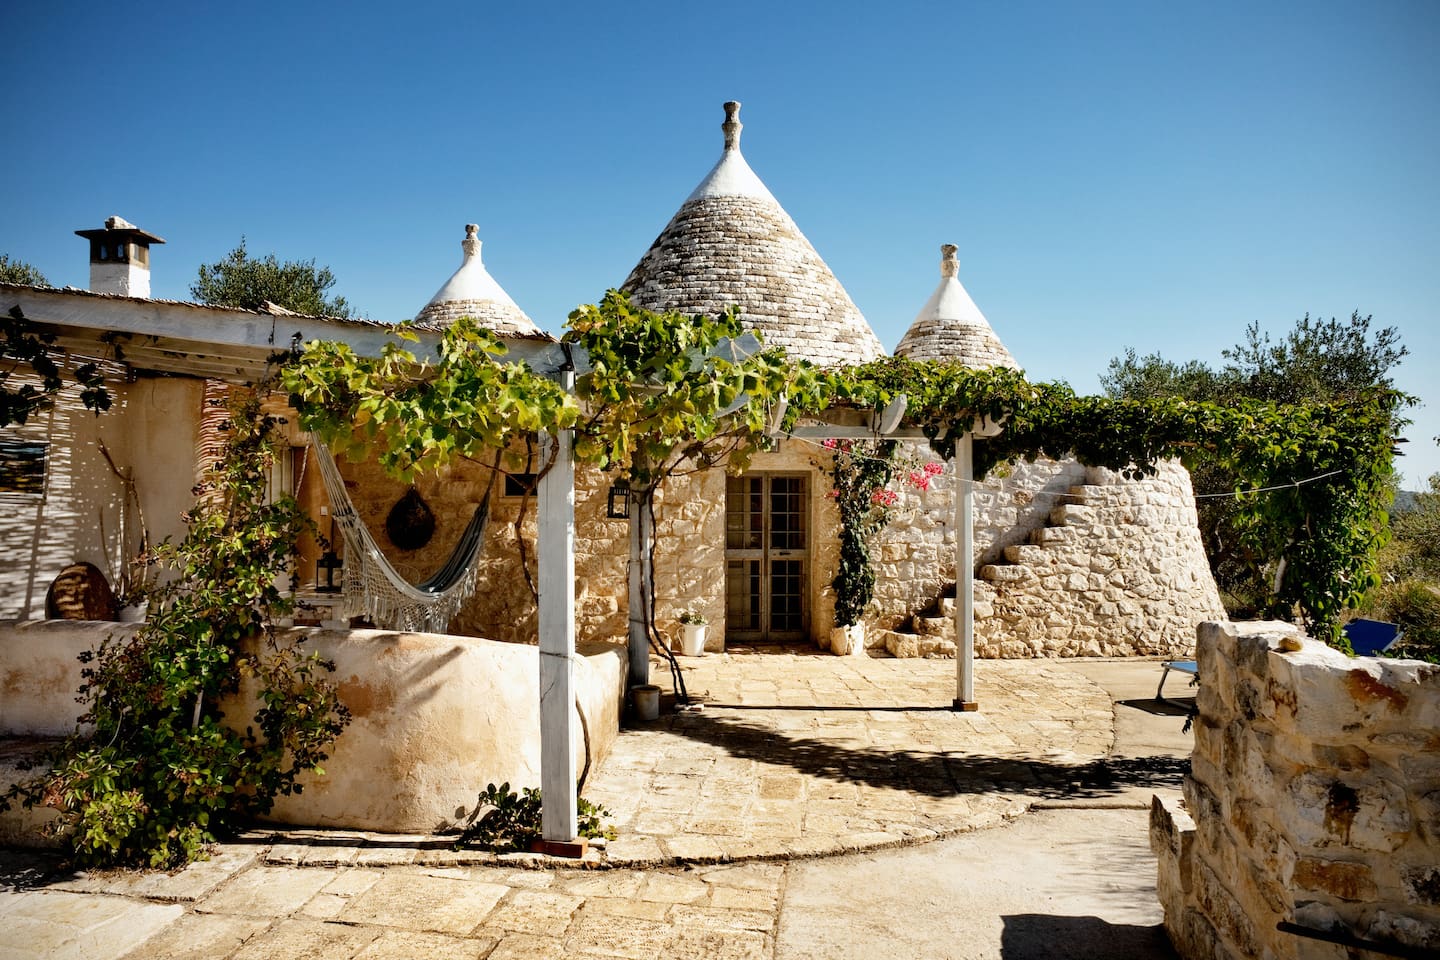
(1030, 526, 1075, 545)
(1004, 543, 1048, 564)
(980, 563, 1031, 583)
(1048, 503, 1097, 526)
(936, 596, 993, 620)
(884, 630, 957, 659)
(1068, 484, 1107, 500)
(915, 615, 955, 638)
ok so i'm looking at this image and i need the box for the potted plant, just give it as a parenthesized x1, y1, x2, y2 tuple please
(678, 610, 708, 657)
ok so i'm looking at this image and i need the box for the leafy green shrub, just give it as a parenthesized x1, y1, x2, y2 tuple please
(455, 782, 616, 853)
(2, 389, 350, 867)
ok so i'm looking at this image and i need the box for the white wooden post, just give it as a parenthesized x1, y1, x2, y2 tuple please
(538, 374, 578, 842)
(953, 432, 978, 710)
(627, 487, 651, 687)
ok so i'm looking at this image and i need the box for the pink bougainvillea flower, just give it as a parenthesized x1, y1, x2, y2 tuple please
(924, 461, 944, 476)
(822, 438, 838, 449)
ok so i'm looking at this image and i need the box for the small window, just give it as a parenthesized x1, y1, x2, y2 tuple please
(503, 472, 537, 498)
(0, 440, 47, 494)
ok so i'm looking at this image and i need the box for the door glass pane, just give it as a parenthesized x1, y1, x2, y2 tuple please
(726, 475, 763, 550)
(726, 559, 761, 631)
(769, 559, 805, 632)
(769, 476, 806, 550)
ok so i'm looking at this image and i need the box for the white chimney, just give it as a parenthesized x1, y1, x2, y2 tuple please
(74, 216, 165, 297)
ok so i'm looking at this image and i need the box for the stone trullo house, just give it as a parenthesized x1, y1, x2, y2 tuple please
(328, 101, 1224, 660)
(0, 102, 1223, 667)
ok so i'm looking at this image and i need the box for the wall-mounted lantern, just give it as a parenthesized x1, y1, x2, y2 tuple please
(607, 479, 632, 519)
(316, 549, 343, 593)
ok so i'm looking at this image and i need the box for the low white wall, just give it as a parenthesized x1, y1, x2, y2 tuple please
(0, 621, 625, 838)
(1152, 621, 1440, 959)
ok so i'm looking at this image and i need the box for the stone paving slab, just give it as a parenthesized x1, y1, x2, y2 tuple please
(43, 858, 788, 960)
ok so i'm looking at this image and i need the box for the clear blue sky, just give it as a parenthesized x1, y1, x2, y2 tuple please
(6, 0, 1437, 487)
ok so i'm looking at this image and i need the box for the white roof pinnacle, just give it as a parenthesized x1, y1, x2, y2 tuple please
(685, 101, 778, 204)
(415, 224, 544, 338)
(917, 244, 988, 330)
(894, 244, 1018, 368)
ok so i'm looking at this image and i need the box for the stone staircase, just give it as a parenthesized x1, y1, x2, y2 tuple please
(879, 485, 1117, 658)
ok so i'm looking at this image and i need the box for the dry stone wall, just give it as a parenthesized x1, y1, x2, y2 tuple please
(873, 456, 1222, 659)
(1151, 621, 1440, 959)
(973, 461, 1225, 658)
(870, 447, 1086, 631)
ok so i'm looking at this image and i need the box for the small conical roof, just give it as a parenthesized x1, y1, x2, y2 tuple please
(894, 245, 1018, 369)
(622, 102, 885, 367)
(415, 224, 545, 338)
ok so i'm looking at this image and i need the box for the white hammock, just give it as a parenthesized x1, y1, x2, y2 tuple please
(312, 439, 490, 633)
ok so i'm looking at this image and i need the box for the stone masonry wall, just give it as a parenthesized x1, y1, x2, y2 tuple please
(873, 455, 1223, 659)
(1151, 621, 1440, 960)
(972, 461, 1224, 658)
(338, 452, 735, 651)
(871, 446, 1084, 630)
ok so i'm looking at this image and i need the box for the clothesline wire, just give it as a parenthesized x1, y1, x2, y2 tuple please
(773, 431, 1348, 502)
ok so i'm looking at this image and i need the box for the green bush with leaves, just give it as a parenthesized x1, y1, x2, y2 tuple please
(831, 354, 1403, 645)
(454, 782, 615, 853)
(2, 390, 350, 867)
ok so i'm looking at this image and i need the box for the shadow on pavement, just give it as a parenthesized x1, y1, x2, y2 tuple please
(1000, 914, 1178, 959)
(0, 846, 72, 891)
(660, 710, 1189, 800)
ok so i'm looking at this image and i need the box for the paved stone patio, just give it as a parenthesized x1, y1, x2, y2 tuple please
(0, 656, 1193, 959)
(587, 647, 1115, 864)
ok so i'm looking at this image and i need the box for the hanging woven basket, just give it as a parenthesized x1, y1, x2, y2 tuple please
(386, 486, 436, 551)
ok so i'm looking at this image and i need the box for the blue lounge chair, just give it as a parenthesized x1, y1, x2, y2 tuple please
(1156, 660, 1199, 703)
(1342, 618, 1404, 657)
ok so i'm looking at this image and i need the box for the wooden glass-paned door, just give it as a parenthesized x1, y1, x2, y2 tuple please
(725, 473, 809, 642)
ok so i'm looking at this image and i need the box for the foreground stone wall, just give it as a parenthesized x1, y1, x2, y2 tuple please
(1151, 621, 1440, 959)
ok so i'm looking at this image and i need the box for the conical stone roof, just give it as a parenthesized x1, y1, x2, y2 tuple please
(894, 244, 1018, 369)
(416, 224, 545, 338)
(622, 102, 884, 367)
